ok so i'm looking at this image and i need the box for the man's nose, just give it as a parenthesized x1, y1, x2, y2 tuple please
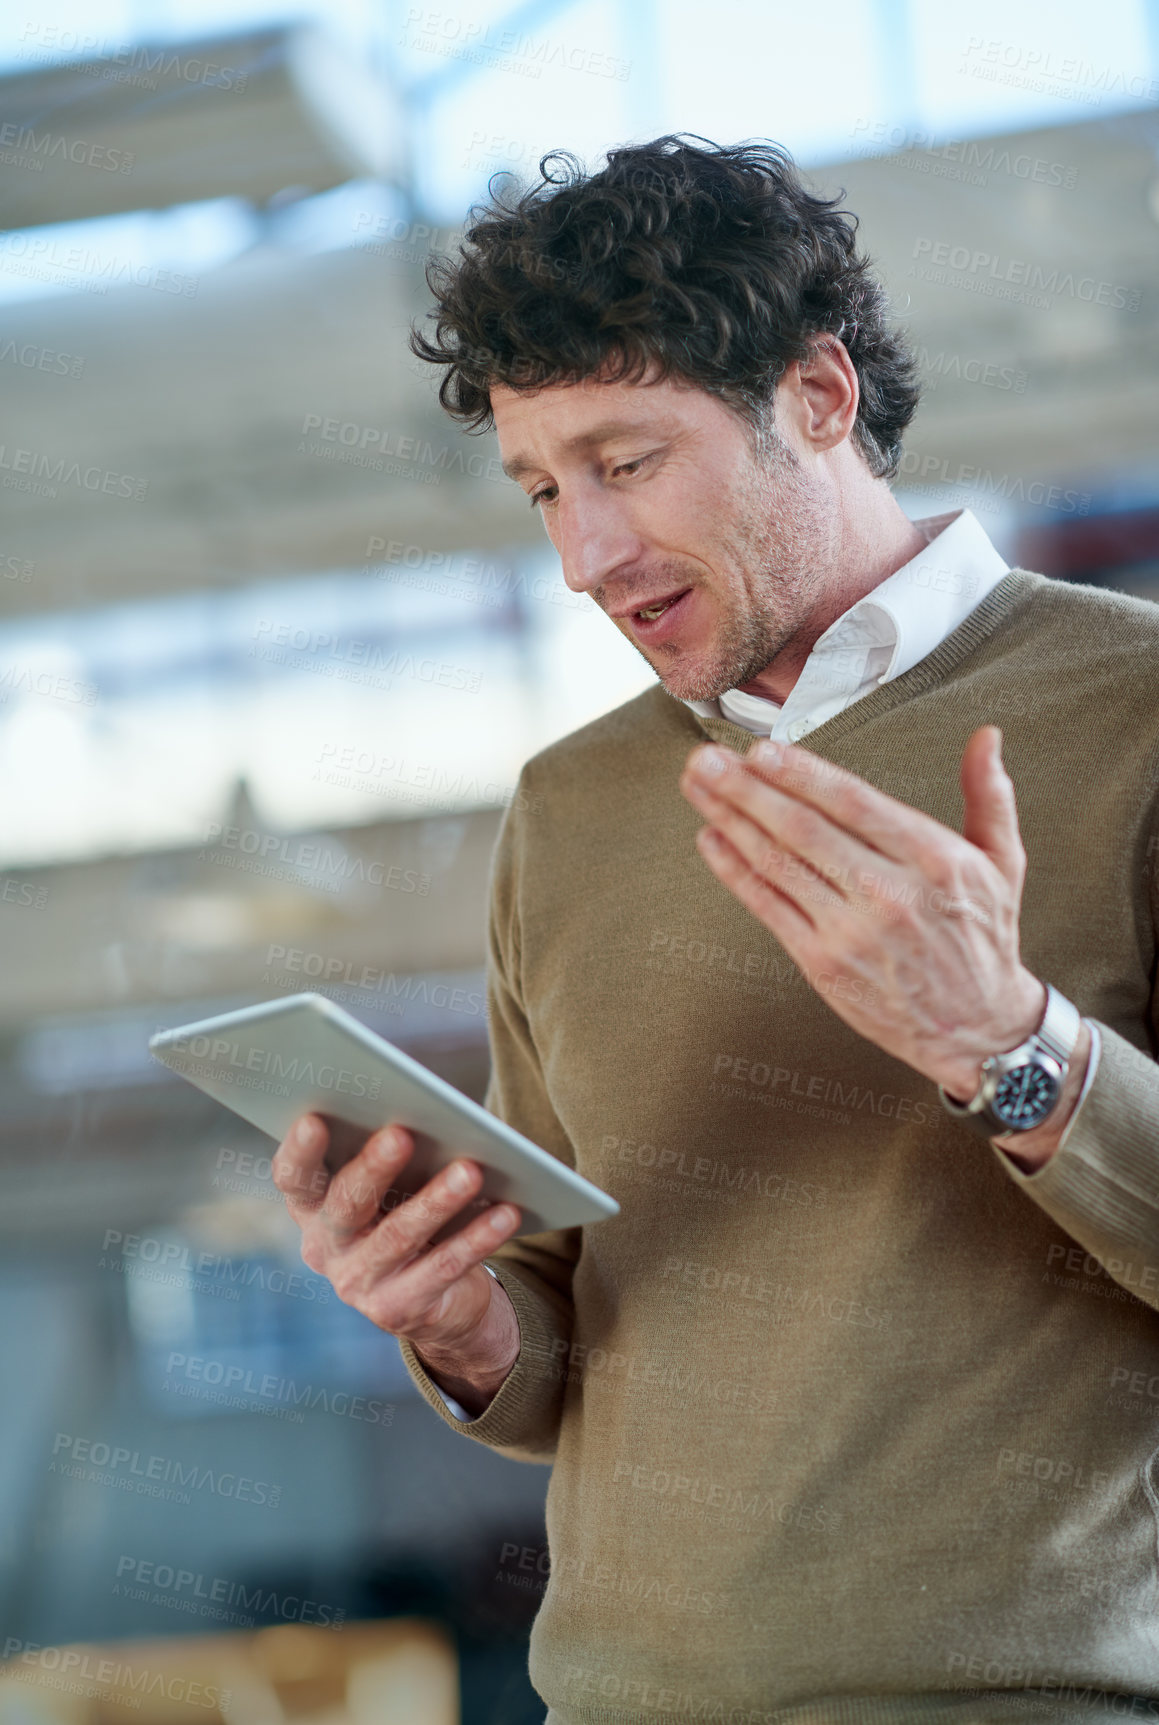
(553, 493, 644, 596)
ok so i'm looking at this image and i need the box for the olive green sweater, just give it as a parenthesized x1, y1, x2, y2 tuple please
(400, 568, 1159, 1723)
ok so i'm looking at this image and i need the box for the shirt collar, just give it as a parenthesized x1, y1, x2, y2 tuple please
(683, 508, 1009, 722)
(821, 507, 1009, 684)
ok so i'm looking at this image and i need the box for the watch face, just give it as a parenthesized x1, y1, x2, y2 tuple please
(993, 1062, 1060, 1130)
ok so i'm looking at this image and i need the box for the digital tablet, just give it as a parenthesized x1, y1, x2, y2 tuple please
(148, 992, 618, 1238)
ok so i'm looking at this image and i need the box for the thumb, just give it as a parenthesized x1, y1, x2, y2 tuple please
(961, 725, 1025, 887)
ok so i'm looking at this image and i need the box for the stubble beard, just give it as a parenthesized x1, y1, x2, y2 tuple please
(631, 433, 831, 705)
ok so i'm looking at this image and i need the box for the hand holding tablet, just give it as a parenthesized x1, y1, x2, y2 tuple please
(267, 1108, 525, 1409)
(148, 993, 618, 1412)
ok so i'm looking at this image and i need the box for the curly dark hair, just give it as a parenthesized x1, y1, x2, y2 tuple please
(410, 135, 921, 481)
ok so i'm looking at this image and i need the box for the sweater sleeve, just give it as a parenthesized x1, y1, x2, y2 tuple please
(398, 777, 582, 1463)
(992, 817, 1159, 1309)
(993, 1020, 1159, 1309)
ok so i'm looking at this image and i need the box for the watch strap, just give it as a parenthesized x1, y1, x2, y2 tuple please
(938, 984, 1081, 1138)
(1033, 986, 1081, 1068)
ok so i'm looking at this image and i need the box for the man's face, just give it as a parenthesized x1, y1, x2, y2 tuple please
(491, 370, 835, 702)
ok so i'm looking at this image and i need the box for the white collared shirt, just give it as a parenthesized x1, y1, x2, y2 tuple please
(682, 508, 1009, 740)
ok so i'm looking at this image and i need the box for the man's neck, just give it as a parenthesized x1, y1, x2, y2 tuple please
(735, 497, 929, 706)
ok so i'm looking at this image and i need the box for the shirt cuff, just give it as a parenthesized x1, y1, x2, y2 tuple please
(1057, 1019, 1102, 1151)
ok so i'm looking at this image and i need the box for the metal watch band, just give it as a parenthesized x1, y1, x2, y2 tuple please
(938, 984, 1082, 1139)
(1033, 986, 1082, 1069)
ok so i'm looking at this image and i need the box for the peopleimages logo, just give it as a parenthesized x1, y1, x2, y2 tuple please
(50, 1433, 282, 1508)
(163, 1352, 395, 1426)
(114, 1555, 345, 1627)
(0, 444, 148, 499)
(849, 118, 1078, 188)
(2, 1640, 229, 1711)
(915, 347, 1028, 394)
(0, 339, 85, 378)
(100, 1231, 330, 1305)
(159, 1034, 382, 1102)
(17, 24, 249, 90)
(944, 1649, 1159, 1715)
(909, 237, 1138, 310)
(895, 452, 1090, 516)
(0, 123, 134, 172)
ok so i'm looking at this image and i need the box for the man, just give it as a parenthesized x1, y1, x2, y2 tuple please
(273, 139, 1159, 1719)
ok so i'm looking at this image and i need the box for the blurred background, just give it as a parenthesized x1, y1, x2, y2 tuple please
(1, 0, 1158, 1719)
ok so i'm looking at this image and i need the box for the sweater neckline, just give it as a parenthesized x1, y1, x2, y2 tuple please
(666, 567, 1042, 757)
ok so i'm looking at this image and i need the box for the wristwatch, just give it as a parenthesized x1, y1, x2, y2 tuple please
(938, 984, 1082, 1141)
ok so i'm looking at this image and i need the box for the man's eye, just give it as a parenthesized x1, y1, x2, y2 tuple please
(529, 487, 556, 509)
(612, 453, 656, 479)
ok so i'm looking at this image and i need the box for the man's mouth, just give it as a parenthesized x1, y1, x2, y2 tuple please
(637, 594, 682, 620)
(621, 586, 692, 619)
(622, 587, 695, 641)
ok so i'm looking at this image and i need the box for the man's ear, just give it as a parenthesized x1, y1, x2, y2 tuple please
(785, 336, 859, 455)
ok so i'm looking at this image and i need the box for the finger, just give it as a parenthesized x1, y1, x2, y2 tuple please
(319, 1122, 417, 1237)
(736, 740, 947, 868)
(732, 743, 997, 927)
(960, 726, 1026, 889)
(271, 1114, 333, 1214)
(696, 823, 822, 949)
(682, 766, 862, 911)
(683, 744, 876, 890)
(353, 1156, 494, 1284)
(367, 1201, 523, 1331)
